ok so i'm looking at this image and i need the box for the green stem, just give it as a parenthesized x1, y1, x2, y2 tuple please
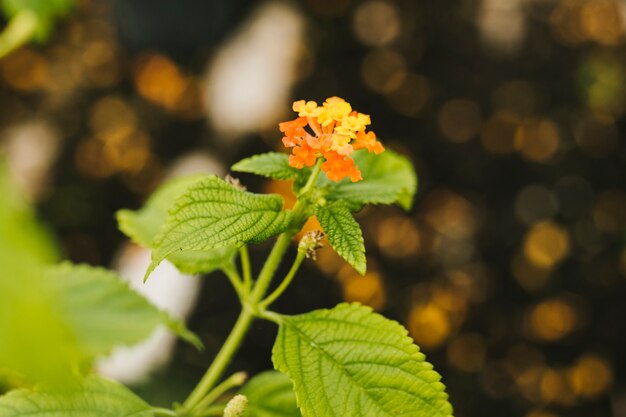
(181, 308, 254, 412)
(191, 372, 246, 414)
(0, 10, 38, 58)
(255, 309, 283, 324)
(181, 159, 323, 414)
(222, 264, 245, 299)
(195, 405, 226, 417)
(238, 246, 252, 291)
(248, 233, 295, 302)
(260, 250, 305, 309)
(298, 159, 323, 197)
(151, 407, 178, 417)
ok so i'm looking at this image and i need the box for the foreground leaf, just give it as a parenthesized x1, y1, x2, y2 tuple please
(240, 371, 300, 417)
(232, 152, 303, 181)
(1, 0, 75, 43)
(0, 165, 201, 384)
(0, 260, 77, 383)
(46, 263, 202, 353)
(315, 201, 366, 275)
(0, 160, 58, 263)
(0, 164, 69, 383)
(324, 149, 417, 211)
(272, 303, 453, 417)
(0, 375, 154, 417)
(147, 176, 291, 280)
(117, 174, 236, 274)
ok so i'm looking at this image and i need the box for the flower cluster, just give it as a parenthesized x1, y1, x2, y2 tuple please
(279, 97, 384, 182)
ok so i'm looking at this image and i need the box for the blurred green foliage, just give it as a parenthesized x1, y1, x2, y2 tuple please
(1, 0, 73, 41)
(0, 0, 74, 58)
(0, 163, 199, 389)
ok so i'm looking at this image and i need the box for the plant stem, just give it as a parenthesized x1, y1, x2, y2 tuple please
(151, 407, 178, 417)
(238, 246, 252, 291)
(260, 250, 305, 309)
(191, 372, 247, 414)
(298, 159, 323, 197)
(181, 159, 324, 414)
(248, 233, 295, 302)
(181, 308, 254, 412)
(195, 405, 226, 417)
(222, 264, 245, 299)
(250, 158, 322, 302)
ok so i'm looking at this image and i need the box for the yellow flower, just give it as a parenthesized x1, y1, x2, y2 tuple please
(330, 133, 354, 155)
(317, 96, 352, 126)
(292, 100, 320, 117)
(334, 112, 371, 138)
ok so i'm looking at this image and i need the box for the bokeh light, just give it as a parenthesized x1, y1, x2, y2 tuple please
(568, 354, 613, 399)
(352, 1, 401, 47)
(447, 333, 486, 373)
(437, 99, 482, 143)
(408, 301, 451, 349)
(481, 112, 519, 155)
(515, 185, 559, 226)
(525, 297, 580, 342)
(523, 222, 571, 270)
(515, 119, 560, 163)
(360, 48, 407, 94)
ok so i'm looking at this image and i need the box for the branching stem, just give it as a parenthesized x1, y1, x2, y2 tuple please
(222, 264, 245, 299)
(238, 246, 252, 292)
(260, 250, 305, 310)
(191, 372, 246, 414)
(180, 159, 323, 415)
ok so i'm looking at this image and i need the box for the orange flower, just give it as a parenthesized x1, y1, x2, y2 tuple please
(354, 130, 385, 154)
(280, 117, 307, 147)
(321, 151, 362, 182)
(289, 141, 317, 169)
(280, 97, 384, 182)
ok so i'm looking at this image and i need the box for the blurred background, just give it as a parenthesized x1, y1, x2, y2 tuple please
(0, 0, 625, 416)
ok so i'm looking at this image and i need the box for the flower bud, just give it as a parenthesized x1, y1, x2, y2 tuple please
(298, 230, 325, 260)
(225, 174, 246, 191)
(223, 394, 248, 417)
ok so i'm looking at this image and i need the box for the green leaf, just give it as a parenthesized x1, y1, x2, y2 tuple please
(147, 175, 291, 280)
(0, 161, 58, 263)
(315, 201, 366, 275)
(232, 152, 302, 181)
(0, 260, 78, 383)
(0, 375, 154, 417)
(240, 371, 301, 417)
(272, 303, 453, 417)
(324, 149, 417, 211)
(0, 163, 69, 383)
(118, 174, 206, 248)
(117, 174, 236, 275)
(231, 152, 313, 196)
(45, 263, 202, 353)
(167, 247, 238, 275)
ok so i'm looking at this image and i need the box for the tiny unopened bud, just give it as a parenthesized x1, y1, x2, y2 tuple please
(231, 371, 248, 386)
(225, 174, 247, 191)
(223, 394, 248, 417)
(298, 230, 324, 260)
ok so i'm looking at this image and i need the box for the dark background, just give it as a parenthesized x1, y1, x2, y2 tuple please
(1, 1, 625, 416)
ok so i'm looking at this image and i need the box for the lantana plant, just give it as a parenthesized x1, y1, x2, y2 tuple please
(0, 97, 453, 417)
